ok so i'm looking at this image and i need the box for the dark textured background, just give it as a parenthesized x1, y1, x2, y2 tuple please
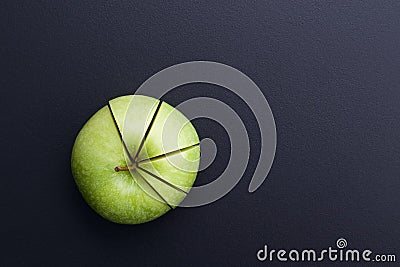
(1, 1, 400, 266)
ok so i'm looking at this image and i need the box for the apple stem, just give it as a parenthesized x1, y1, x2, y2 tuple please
(114, 163, 137, 172)
(114, 167, 129, 172)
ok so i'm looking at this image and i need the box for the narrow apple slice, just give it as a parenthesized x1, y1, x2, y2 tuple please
(109, 95, 160, 158)
(136, 146, 200, 206)
(134, 101, 200, 161)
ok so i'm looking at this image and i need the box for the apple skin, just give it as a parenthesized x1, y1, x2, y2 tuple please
(71, 95, 199, 224)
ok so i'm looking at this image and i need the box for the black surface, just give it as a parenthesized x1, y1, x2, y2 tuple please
(2, 1, 400, 266)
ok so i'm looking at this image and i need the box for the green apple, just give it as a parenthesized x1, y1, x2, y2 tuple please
(71, 95, 200, 224)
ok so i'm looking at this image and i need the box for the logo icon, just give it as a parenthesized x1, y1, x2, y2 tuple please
(129, 61, 277, 207)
